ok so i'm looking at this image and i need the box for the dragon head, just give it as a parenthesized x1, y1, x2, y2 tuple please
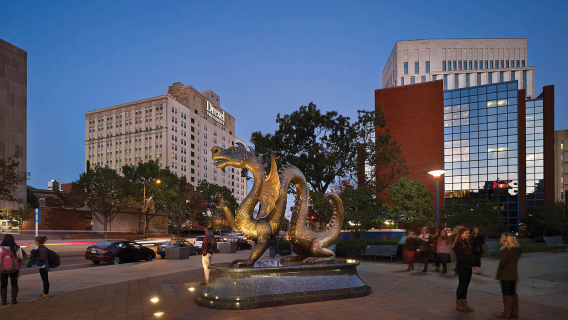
(211, 142, 259, 172)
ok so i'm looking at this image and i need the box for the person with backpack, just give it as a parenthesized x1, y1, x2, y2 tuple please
(0, 234, 25, 305)
(27, 236, 50, 299)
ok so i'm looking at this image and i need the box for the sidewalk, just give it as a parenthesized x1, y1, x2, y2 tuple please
(1, 250, 567, 319)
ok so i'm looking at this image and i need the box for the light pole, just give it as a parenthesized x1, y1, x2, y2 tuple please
(428, 170, 446, 231)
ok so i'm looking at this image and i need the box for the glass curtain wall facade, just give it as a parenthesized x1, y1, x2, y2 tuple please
(525, 98, 545, 208)
(443, 81, 520, 232)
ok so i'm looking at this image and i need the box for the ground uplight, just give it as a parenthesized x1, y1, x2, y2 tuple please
(150, 297, 159, 303)
(153, 311, 164, 317)
(188, 287, 195, 291)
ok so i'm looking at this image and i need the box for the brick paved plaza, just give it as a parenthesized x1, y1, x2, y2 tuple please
(1, 250, 566, 320)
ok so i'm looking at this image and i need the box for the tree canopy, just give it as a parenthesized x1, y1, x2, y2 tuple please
(0, 153, 28, 204)
(198, 179, 238, 229)
(336, 181, 383, 238)
(524, 201, 568, 237)
(442, 197, 506, 233)
(386, 176, 434, 230)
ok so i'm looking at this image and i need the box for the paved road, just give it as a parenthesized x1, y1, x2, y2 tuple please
(19, 244, 164, 276)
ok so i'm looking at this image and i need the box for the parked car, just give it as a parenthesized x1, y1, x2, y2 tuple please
(193, 235, 226, 252)
(85, 240, 156, 265)
(157, 239, 200, 258)
(235, 238, 252, 251)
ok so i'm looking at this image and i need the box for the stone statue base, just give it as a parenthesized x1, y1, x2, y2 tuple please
(195, 259, 371, 310)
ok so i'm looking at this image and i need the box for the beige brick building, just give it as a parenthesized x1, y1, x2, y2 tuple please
(0, 39, 27, 214)
(382, 38, 536, 98)
(85, 82, 247, 203)
(554, 130, 568, 203)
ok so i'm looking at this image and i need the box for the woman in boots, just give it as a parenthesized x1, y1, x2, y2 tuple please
(453, 227, 475, 312)
(470, 227, 485, 275)
(418, 227, 431, 272)
(495, 233, 522, 319)
(0, 234, 25, 305)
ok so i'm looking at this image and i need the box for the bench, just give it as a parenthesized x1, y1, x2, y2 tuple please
(544, 236, 566, 253)
(486, 241, 501, 259)
(360, 245, 398, 262)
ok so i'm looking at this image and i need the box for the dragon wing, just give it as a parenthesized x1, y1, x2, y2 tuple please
(257, 151, 280, 219)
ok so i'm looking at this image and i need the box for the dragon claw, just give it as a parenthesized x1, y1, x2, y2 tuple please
(231, 259, 253, 267)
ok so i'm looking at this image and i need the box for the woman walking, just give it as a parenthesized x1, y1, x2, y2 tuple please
(470, 227, 485, 275)
(418, 227, 431, 272)
(495, 233, 522, 319)
(453, 227, 475, 312)
(451, 225, 464, 276)
(27, 236, 50, 299)
(403, 231, 417, 271)
(436, 229, 452, 274)
(0, 234, 25, 305)
(201, 228, 217, 285)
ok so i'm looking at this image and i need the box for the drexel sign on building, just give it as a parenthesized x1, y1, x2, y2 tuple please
(207, 101, 225, 125)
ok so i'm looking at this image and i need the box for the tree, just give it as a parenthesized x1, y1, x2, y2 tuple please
(165, 177, 207, 238)
(27, 188, 39, 208)
(76, 166, 136, 234)
(251, 102, 359, 193)
(442, 197, 506, 233)
(353, 108, 408, 193)
(524, 201, 568, 237)
(0, 153, 28, 204)
(340, 184, 384, 238)
(10, 204, 32, 228)
(198, 179, 238, 229)
(122, 160, 178, 237)
(46, 183, 88, 230)
(281, 217, 290, 232)
(386, 177, 435, 230)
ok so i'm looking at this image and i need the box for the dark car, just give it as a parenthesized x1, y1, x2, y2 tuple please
(157, 239, 200, 258)
(235, 238, 252, 251)
(85, 240, 156, 265)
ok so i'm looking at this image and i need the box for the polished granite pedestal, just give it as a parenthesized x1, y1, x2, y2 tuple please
(195, 259, 371, 310)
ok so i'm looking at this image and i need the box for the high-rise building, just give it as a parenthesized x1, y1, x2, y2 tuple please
(85, 82, 247, 203)
(375, 80, 555, 232)
(554, 130, 568, 203)
(382, 39, 536, 98)
(0, 39, 27, 214)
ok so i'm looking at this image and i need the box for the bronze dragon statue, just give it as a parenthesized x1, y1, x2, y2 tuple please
(211, 143, 344, 266)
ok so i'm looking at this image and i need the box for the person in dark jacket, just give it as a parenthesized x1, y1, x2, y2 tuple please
(201, 228, 217, 285)
(469, 227, 485, 275)
(269, 236, 276, 259)
(417, 227, 431, 272)
(453, 227, 475, 313)
(0, 234, 25, 305)
(27, 236, 49, 299)
(403, 231, 417, 271)
(495, 233, 522, 319)
(433, 230, 441, 271)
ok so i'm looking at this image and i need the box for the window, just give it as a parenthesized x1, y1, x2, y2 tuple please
(511, 71, 516, 81)
(458, 61, 462, 71)
(442, 61, 446, 71)
(506, 60, 509, 68)
(404, 62, 408, 74)
(400, 77, 404, 86)
(485, 60, 488, 69)
(469, 60, 472, 70)
(421, 76, 426, 83)
(522, 60, 525, 67)
(500, 60, 504, 68)
(432, 75, 437, 81)
(510, 60, 514, 68)
(516, 60, 520, 68)
(523, 71, 527, 90)
(454, 75, 458, 88)
(490, 61, 494, 69)
(425, 61, 430, 73)
(463, 60, 467, 70)
(453, 61, 456, 71)
(410, 76, 415, 84)
(466, 74, 470, 87)
(443, 75, 448, 90)
(474, 61, 478, 70)
(414, 61, 419, 74)
(488, 73, 493, 84)
(477, 73, 481, 86)
(500, 71, 504, 82)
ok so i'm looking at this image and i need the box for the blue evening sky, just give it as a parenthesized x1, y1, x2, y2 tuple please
(1, 0, 567, 189)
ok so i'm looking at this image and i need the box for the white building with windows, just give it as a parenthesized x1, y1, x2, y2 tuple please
(382, 38, 535, 99)
(84, 82, 248, 203)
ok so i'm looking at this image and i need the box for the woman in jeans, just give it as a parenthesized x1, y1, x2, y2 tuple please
(469, 227, 485, 275)
(27, 236, 50, 299)
(0, 234, 25, 305)
(436, 229, 452, 274)
(201, 228, 217, 285)
(453, 227, 475, 312)
(495, 233, 522, 319)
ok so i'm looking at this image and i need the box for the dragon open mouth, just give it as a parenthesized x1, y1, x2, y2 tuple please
(213, 158, 229, 167)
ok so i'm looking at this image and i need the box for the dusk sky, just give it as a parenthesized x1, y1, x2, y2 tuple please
(1, 0, 567, 189)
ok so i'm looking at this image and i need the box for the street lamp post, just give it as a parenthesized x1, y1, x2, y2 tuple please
(428, 170, 446, 231)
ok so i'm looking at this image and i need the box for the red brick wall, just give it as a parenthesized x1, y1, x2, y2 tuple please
(543, 85, 555, 206)
(375, 81, 445, 206)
